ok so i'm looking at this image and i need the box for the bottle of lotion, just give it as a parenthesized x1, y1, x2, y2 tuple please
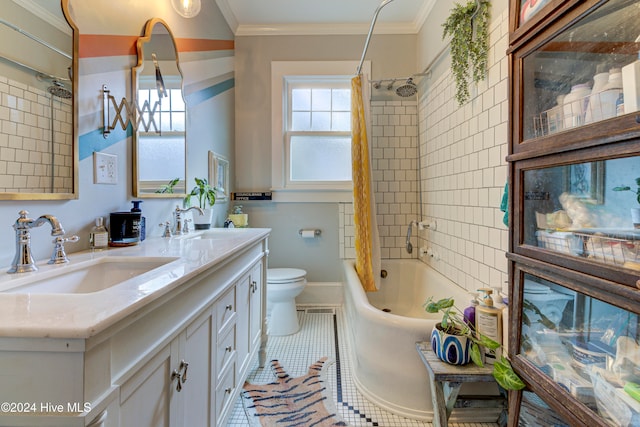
(476, 287, 503, 365)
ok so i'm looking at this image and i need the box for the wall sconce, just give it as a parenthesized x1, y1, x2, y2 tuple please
(171, 0, 201, 18)
(102, 85, 161, 138)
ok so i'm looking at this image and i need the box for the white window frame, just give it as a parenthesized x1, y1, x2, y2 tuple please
(271, 60, 370, 203)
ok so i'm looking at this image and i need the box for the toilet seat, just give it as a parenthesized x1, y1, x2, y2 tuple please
(267, 268, 307, 284)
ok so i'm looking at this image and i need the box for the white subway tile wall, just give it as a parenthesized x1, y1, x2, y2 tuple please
(340, 8, 509, 296)
(340, 98, 419, 261)
(0, 76, 73, 193)
(418, 8, 509, 295)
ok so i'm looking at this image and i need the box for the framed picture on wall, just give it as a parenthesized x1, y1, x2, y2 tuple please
(565, 161, 604, 205)
(208, 151, 229, 202)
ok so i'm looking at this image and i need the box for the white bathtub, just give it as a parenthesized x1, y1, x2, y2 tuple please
(342, 259, 500, 422)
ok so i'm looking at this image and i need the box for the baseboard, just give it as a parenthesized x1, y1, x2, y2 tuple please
(296, 282, 343, 306)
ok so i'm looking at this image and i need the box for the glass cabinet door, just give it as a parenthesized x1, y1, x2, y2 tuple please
(518, 272, 640, 426)
(519, 154, 640, 276)
(516, 0, 640, 144)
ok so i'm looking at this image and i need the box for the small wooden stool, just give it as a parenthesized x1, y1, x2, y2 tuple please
(416, 341, 507, 427)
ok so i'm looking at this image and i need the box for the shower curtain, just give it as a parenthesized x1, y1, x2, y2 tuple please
(351, 75, 381, 292)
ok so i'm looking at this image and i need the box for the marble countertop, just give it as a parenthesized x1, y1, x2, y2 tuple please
(0, 228, 270, 340)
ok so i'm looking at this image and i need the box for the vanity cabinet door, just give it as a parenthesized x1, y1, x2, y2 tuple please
(180, 309, 214, 427)
(249, 261, 264, 354)
(119, 344, 175, 427)
(235, 269, 253, 380)
(236, 260, 264, 380)
(118, 309, 214, 427)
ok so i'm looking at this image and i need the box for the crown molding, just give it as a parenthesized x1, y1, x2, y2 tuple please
(236, 22, 419, 37)
(12, 0, 71, 35)
(216, 0, 436, 37)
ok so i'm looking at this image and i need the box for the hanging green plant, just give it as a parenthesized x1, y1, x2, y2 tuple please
(442, 0, 491, 105)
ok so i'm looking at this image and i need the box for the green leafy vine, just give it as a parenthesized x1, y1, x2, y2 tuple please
(442, 0, 491, 105)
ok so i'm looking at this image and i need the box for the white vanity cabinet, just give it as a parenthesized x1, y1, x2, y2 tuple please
(0, 231, 269, 427)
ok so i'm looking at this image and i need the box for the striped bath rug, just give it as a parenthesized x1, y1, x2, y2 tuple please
(242, 357, 348, 426)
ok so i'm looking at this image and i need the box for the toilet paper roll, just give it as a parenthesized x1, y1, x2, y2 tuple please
(301, 229, 316, 238)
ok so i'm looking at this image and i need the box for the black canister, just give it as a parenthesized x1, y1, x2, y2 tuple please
(109, 212, 141, 246)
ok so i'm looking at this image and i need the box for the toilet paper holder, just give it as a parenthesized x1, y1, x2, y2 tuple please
(299, 229, 321, 237)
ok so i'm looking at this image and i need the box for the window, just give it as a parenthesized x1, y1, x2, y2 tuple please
(137, 88, 185, 184)
(271, 61, 370, 202)
(287, 80, 352, 184)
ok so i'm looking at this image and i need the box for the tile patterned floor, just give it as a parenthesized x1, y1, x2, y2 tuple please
(226, 306, 499, 427)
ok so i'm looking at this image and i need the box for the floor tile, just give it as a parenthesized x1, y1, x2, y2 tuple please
(226, 306, 499, 427)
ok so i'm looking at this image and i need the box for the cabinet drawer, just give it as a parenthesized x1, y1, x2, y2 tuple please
(216, 287, 236, 335)
(215, 362, 236, 426)
(216, 325, 236, 380)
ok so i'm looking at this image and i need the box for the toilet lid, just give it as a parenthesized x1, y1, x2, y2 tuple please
(267, 268, 307, 284)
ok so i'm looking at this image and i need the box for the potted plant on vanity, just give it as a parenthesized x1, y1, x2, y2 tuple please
(613, 177, 640, 227)
(184, 177, 216, 229)
(424, 297, 525, 391)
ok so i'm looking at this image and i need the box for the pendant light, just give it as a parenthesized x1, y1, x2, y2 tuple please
(171, 0, 201, 18)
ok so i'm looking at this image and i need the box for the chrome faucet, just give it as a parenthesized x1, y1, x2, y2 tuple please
(9, 210, 66, 273)
(173, 205, 204, 235)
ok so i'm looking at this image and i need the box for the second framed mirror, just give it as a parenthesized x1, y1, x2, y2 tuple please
(132, 18, 187, 197)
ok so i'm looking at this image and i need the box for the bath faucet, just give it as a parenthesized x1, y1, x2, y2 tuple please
(173, 205, 204, 235)
(9, 210, 66, 273)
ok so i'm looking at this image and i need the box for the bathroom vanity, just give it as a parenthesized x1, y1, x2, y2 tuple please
(0, 228, 270, 427)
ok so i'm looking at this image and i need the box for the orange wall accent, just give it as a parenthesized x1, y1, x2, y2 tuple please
(175, 38, 234, 52)
(79, 35, 234, 58)
(79, 35, 138, 58)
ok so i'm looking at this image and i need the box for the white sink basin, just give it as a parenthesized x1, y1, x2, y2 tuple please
(182, 229, 247, 240)
(2, 256, 179, 294)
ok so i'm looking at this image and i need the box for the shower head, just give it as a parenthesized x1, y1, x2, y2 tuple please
(396, 78, 417, 97)
(47, 81, 72, 99)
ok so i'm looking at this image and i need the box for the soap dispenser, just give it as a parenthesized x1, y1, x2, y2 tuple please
(131, 200, 145, 241)
(476, 287, 503, 365)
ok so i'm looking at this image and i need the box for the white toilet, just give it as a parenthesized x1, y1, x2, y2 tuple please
(266, 268, 307, 336)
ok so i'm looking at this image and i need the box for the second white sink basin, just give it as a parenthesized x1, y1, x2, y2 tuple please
(3, 256, 179, 294)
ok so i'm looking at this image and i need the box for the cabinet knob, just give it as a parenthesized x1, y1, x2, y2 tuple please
(225, 345, 232, 352)
(225, 387, 232, 394)
(251, 281, 257, 293)
(226, 304, 233, 311)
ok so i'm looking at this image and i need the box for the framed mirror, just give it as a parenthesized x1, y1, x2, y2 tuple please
(0, 0, 78, 199)
(132, 18, 187, 197)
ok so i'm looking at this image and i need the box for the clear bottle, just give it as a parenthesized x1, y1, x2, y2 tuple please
(89, 217, 109, 250)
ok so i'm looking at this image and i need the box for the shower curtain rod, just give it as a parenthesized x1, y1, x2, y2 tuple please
(368, 42, 450, 84)
(420, 43, 451, 78)
(356, 0, 396, 75)
(0, 18, 71, 60)
(0, 54, 69, 83)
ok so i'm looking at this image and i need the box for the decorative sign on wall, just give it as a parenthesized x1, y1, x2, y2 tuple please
(231, 192, 273, 201)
